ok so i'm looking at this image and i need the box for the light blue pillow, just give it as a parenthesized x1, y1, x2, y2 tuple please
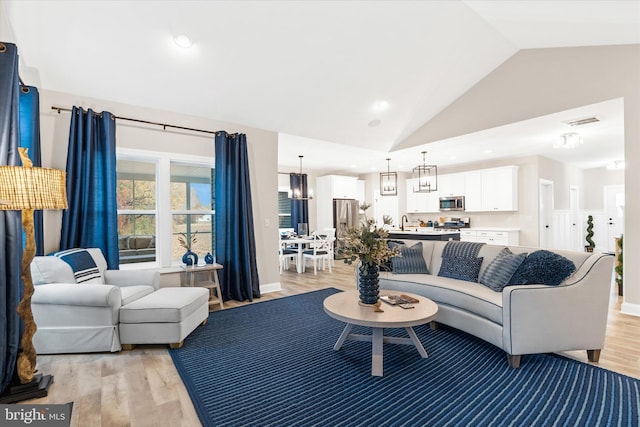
(479, 248, 527, 292)
(438, 255, 483, 282)
(391, 242, 429, 274)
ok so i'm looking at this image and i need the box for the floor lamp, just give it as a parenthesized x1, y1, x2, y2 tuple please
(0, 147, 67, 402)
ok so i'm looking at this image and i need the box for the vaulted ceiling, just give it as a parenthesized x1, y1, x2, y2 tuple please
(3, 1, 639, 173)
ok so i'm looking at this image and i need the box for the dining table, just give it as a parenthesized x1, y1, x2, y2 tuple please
(280, 236, 315, 273)
(280, 235, 335, 273)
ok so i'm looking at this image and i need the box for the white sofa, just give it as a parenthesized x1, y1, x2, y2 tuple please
(30, 248, 209, 354)
(379, 240, 614, 368)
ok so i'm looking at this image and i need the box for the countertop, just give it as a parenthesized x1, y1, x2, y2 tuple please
(464, 227, 521, 232)
(388, 228, 459, 235)
(387, 229, 461, 241)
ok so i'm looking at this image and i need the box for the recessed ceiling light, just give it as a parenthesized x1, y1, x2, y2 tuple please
(373, 100, 389, 111)
(450, 156, 457, 160)
(368, 119, 381, 128)
(483, 149, 493, 154)
(174, 34, 193, 49)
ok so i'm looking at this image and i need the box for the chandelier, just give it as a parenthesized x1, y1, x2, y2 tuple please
(289, 155, 313, 200)
(413, 151, 438, 193)
(380, 158, 397, 196)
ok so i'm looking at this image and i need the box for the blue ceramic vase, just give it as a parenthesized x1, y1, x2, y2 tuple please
(358, 263, 380, 304)
(182, 250, 198, 266)
(204, 252, 214, 264)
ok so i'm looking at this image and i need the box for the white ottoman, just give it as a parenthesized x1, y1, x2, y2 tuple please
(119, 287, 210, 349)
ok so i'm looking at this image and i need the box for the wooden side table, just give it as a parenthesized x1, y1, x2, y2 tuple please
(182, 263, 224, 310)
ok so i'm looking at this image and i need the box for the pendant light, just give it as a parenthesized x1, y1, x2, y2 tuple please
(289, 155, 313, 200)
(380, 158, 397, 196)
(413, 151, 438, 193)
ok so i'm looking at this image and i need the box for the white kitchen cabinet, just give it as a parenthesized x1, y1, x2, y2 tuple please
(406, 178, 439, 213)
(463, 229, 520, 245)
(439, 173, 465, 196)
(402, 166, 518, 214)
(480, 166, 518, 211)
(459, 230, 477, 242)
(463, 171, 482, 212)
(322, 175, 357, 199)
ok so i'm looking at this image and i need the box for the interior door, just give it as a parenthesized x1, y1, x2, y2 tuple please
(569, 186, 580, 250)
(539, 180, 554, 248)
(604, 185, 624, 253)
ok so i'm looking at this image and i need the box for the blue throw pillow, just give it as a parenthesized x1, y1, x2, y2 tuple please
(381, 240, 405, 272)
(479, 248, 528, 292)
(391, 242, 429, 274)
(509, 250, 576, 286)
(53, 248, 102, 284)
(438, 255, 483, 282)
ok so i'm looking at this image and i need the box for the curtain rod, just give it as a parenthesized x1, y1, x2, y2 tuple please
(50, 106, 216, 136)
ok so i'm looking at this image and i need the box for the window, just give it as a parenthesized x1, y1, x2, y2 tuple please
(278, 191, 292, 228)
(117, 160, 157, 264)
(116, 151, 215, 267)
(171, 163, 214, 261)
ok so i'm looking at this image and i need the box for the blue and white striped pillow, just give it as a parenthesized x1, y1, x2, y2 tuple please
(479, 248, 527, 291)
(391, 242, 429, 274)
(53, 249, 103, 284)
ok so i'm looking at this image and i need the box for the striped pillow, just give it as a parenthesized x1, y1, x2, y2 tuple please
(479, 248, 527, 291)
(391, 242, 429, 274)
(53, 248, 103, 284)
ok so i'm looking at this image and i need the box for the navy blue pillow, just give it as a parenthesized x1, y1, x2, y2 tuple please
(509, 250, 576, 286)
(391, 242, 429, 274)
(438, 255, 483, 282)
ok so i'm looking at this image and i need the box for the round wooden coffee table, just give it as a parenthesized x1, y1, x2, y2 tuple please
(323, 290, 438, 376)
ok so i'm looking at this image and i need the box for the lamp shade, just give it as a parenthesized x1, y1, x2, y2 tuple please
(0, 164, 67, 210)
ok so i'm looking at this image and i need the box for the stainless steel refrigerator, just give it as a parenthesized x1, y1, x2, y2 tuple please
(333, 198, 360, 258)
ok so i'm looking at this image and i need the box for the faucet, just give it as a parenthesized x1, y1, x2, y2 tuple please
(401, 214, 408, 231)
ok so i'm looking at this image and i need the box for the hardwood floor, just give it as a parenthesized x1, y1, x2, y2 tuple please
(24, 261, 640, 426)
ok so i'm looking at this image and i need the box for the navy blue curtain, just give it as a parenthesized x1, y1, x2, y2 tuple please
(18, 86, 44, 255)
(290, 173, 309, 234)
(214, 132, 260, 301)
(0, 42, 23, 394)
(60, 107, 119, 269)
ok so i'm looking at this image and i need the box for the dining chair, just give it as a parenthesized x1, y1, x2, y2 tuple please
(279, 239, 297, 273)
(302, 234, 332, 275)
(322, 228, 337, 264)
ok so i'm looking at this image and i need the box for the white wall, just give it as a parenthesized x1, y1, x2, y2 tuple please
(38, 89, 281, 292)
(398, 44, 640, 315)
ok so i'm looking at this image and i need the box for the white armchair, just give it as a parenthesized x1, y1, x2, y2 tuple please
(30, 248, 160, 354)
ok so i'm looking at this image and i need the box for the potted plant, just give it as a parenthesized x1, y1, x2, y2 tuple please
(338, 203, 400, 305)
(615, 235, 623, 295)
(585, 215, 595, 253)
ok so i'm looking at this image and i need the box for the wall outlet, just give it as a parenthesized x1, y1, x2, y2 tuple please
(264, 218, 270, 227)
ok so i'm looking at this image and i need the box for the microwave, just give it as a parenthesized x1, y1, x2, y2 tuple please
(439, 195, 465, 211)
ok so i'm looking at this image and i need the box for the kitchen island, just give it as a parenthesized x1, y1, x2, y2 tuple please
(387, 229, 460, 241)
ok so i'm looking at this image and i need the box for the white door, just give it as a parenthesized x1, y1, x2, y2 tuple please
(569, 186, 581, 250)
(604, 185, 624, 253)
(539, 180, 554, 248)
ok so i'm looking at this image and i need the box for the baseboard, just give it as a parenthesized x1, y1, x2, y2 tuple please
(621, 301, 640, 317)
(260, 282, 282, 294)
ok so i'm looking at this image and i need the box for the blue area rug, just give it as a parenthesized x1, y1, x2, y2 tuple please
(169, 288, 640, 426)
